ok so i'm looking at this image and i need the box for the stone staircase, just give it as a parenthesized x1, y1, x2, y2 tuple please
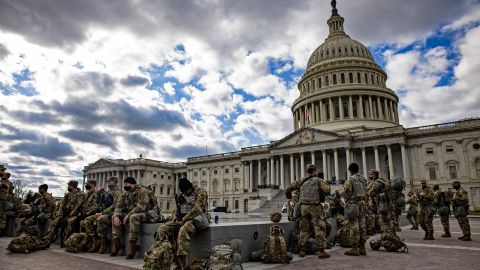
(250, 189, 287, 213)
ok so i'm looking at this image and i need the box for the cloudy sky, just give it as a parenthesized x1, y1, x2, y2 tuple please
(1, 0, 479, 196)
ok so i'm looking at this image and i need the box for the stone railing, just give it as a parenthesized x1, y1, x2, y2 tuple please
(187, 151, 241, 162)
(350, 125, 404, 138)
(406, 118, 480, 136)
(241, 144, 270, 153)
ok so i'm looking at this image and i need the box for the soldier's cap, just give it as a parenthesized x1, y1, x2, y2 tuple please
(68, 180, 79, 188)
(107, 176, 118, 183)
(348, 163, 359, 172)
(306, 164, 317, 171)
(39, 184, 48, 190)
(369, 169, 379, 174)
(0, 164, 5, 171)
(123, 176, 137, 185)
(420, 180, 427, 184)
(179, 177, 193, 193)
(432, 184, 439, 189)
(87, 179, 97, 185)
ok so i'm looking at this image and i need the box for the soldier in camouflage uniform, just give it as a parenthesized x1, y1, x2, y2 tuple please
(23, 184, 55, 234)
(452, 181, 472, 241)
(367, 169, 395, 233)
(343, 163, 368, 256)
(44, 180, 85, 243)
(145, 185, 162, 223)
(111, 177, 150, 259)
(416, 180, 435, 240)
(83, 176, 123, 253)
(433, 184, 451, 237)
(406, 191, 419, 230)
(0, 165, 7, 236)
(67, 179, 99, 240)
(156, 178, 209, 270)
(285, 164, 330, 259)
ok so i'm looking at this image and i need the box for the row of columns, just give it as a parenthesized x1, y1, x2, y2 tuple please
(244, 143, 409, 191)
(293, 95, 398, 130)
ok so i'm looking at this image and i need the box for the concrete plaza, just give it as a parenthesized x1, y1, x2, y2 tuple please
(1, 216, 479, 270)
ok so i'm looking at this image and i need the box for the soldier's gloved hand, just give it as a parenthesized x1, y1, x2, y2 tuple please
(176, 220, 185, 226)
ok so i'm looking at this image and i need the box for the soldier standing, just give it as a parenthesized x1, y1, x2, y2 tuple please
(452, 181, 472, 241)
(285, 164, 331, 258)
(23, 184, 55, 234)
(0, 165, 7, 236)
(417, 180, 435, 240)
(155, 178, 209, 270)
(45, 180, 85, 243)
(111, 177, 150, 259)
(343, 163, 368, 256)
(367, 169, 395, 233)
(433, 184, 451, 237)
(83, 176, 123, 253)
(406, 191, 419, 230)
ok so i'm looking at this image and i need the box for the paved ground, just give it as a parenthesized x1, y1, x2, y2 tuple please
(1, 216, 479, 270)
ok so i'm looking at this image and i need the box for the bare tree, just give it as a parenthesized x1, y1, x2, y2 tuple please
(13, 180, 27, 199)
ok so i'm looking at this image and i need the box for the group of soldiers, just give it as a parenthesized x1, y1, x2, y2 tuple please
(0, 165, 27, 237)
(285, 162, 473, 259)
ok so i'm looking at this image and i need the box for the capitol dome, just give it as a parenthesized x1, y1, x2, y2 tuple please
(292, 3, 400, 132)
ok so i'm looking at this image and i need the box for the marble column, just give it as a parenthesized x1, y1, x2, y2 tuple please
(384, 98, 389, 121)
(267, 159, 271, 186)
(359, 95, 364, 119)
(377, 97, 383, 120)
(348, 95, 353, 118)
(368, 95, 373, 118)
(346, 147, 351, 167)
(249, 161, 253, 192)
(329, 98, 334, 121)
(311, 151, 316, 165)
(334, 148, 339, 180)
(322, 150, 327, 179)
(320, 100, 325, 122)
(401, 144, 410, 187)
(374, 146, 380, 172)
(290, 154, 294, 184)
(270, 157, 275, 186)
(300, 153, 305, 178)
(361, 147, 367, 175)
(258, 159, 262, 186)
(387, 144, 394, 179)
(339, 96, 344, 119)
(280, 156, 285, 189)
(311, 102, 315, 123)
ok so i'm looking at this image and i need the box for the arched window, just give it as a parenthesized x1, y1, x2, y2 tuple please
(212, 179, 219, 193)
(475, 158, 480, 178)
(201, 180, 207, 190)
(234, 179, 240, 191)
(224, 179, 231, 192)
(167, 185, 171, 195)
(160, 185, 164, 195)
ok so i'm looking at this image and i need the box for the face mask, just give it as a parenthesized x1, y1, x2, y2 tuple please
(85, 184, 92, 190)
(67, 186, 72, 192)
(453, 185, 459, 190)
(39, 189, 45, 194)
(124, 186, 132, 192)
(368, 176, 373, 180)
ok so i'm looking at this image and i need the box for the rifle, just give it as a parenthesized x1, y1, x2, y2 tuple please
(174, 194, 187, 221)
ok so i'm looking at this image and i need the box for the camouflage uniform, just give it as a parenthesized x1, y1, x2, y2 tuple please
(406, 194, 419, 229)
(145, 185, 162, 222)
(367, 178, 396, 233)
(156, 186, 208, 257)
(67, 189, 99, 236)
(453, 187, 471, 238)
(416, 185, 435, 239)
(23, 191, 55, 227)
(0, 178, 9, 233)
(83, 186, 122, 238)
(45, 190, 85, 241)
(112, 185, 150, 242)
(343, 173, 368, 251)
(285, 174, 330, 251)
(434, 188, 450, 236)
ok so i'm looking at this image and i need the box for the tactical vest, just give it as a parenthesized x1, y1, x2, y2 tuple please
(180, 194, 195, 215)
(351, 175, 367, 200)
(299, 176, 321, 204)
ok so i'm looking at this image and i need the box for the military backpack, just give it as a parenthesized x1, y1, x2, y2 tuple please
(207, 243, 235, 270)
(335, 226, 352, 248)
(8, 234, 40, 254)
(144, 235, 174, 270)
(262, 225, 290, 264)
(351, 175, 367, 200)
(370, 232, 408, 253)
(64, 232, 91, 253)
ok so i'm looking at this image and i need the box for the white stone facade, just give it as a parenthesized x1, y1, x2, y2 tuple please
(83, 4, 480, 212)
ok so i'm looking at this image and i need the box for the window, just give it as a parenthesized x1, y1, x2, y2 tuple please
(234, 179, 240, 191)
(161, 174, 164, 179)
(168, 175, 171, 179)
(235, 200, 239, 210)
(333, 74, 337, 85)
(193, 171, 198, 176)
(234, 167, 239, 173)
(167, 186, 171, 195)
(448, 165, 457, 179)
(341, 73, 345, 84)
(212, 200, 217, 207)
(201, 180, 207, 190)
(225, 168, 229, 174)
(224, 179, 231, 191)
(428, 167, 437, 180)
(166, 201, 170, 210)
(202, 170, 206, 176)
(475, 158, 480, 177)
(212, 179, 219, 193)
(318, 78, 322, 88)
(325, 76, 329, 86)
(160, 185, 164, 194)
(364, 73, 368, 84)
(357, 73, 361, 83)
(426, 147, 434, 155)
(153, 174, 157, 178)
(159, 202, 163, 210)
(446, 145, 454, 153)
(349, 73, 353, 83)
(343, 99, 349, 118)
(473, 143, 480, 150)
(225, 200, 229, 209)
(214, 170, 218, 175)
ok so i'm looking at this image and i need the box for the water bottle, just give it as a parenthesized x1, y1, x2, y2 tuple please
(214, 215, 219, 224)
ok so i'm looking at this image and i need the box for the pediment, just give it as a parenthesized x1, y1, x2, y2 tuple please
(271, 128, 348, 149)
(89, 158, 117, 169)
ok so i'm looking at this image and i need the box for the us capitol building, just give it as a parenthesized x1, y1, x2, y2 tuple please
(84, 3, 480, 213)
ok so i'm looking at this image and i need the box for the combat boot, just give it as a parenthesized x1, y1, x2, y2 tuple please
(460, 235, 472, 241)
(426, 231, 435, 240)
(110, 238, 122, 257)
(422, 232, 429, 240)
(176, 255, 187, 270)
(126, 240, 138, 259)
(344, 244, 360, 256)
(441, 231, 451, 238)
(88, 236, 100, 253)
(298, 246, 306, 257)
(98, 236, 108, 254)
(359, 244, 367, 256)
(318, 249, 330, 259)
